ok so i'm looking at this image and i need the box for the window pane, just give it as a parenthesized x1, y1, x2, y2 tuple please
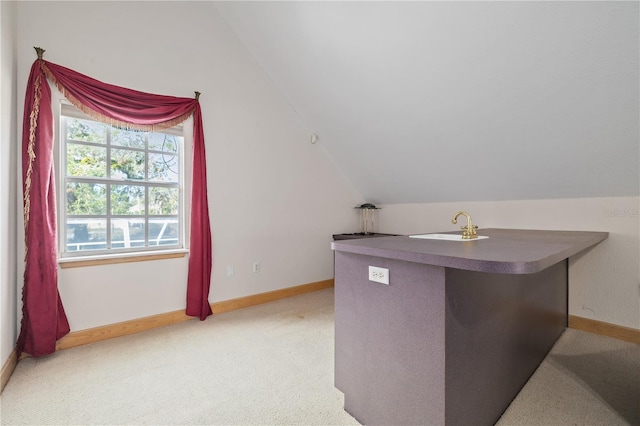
(67, 143, 107, 178)
(110, 149, 146, 180)
(149, 187, 179, 215)
(67, 118, 106, 144)
(66, 218, 107, 252)
(111, 185, 145, 215)
(66, 182, 107, 215)
(149, 132, 179, 153)
(111, 218, 146, 248)
(149, 218, 179, 246)
(111, 128, 146, 149)
(148, 153, 179, 183)
(61, 110, 183, 256)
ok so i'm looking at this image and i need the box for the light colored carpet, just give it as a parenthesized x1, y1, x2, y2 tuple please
(496, 325, 639, 426)
(1, 288, 638, 425)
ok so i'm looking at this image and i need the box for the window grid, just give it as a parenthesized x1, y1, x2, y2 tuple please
(60, 110, 183, 257)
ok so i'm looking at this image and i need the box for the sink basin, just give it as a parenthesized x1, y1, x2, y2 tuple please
(409, 234, 489, 241)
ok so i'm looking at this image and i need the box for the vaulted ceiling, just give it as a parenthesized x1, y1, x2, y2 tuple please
(216, 1, 639, 204)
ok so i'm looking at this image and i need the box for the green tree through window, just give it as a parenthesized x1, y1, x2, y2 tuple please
(61, 105, 183, 255)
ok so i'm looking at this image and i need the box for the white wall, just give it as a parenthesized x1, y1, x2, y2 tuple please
(15, 1, 360, 331)
(377, 197, 640, 329)
(217, 2, 639, 205)
(1, 0, 19, 369)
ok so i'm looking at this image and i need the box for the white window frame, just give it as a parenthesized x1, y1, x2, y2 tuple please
(53, 93, 191, 265)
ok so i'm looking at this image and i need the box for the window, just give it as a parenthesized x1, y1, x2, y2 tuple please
(59, 104, 184, 257)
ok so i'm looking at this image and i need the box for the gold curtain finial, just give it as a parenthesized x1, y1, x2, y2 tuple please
(34, 47, 45, 60)
(195, 91, 201, 101)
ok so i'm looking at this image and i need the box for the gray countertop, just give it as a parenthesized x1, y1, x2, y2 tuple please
(331, 228, 608, 274)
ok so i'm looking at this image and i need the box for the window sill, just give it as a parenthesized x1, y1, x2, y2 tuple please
(58, 249, 188, 269)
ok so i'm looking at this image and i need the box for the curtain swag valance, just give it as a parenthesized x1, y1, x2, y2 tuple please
(19, 48, 213, 357)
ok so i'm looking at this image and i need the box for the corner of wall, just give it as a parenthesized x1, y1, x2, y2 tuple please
(1, 0, 19, 372)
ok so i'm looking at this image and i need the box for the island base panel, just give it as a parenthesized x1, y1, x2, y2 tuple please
(335, 252, 568, 425)
(334, 252, 446, 425)
(445, 260, 567, 425)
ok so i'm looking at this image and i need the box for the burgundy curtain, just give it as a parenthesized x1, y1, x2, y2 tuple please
(18, 59, 70, 357)
(19, 56, 212, 357)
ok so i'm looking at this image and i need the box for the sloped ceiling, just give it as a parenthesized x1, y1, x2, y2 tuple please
(216, 1, 639, 204)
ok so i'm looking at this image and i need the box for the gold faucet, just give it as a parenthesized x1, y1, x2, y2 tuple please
(452, 211, 478, 239)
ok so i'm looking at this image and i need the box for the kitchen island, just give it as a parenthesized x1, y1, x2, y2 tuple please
(331, 228, 607, 426)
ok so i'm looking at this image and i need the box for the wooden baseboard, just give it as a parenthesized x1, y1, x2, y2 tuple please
(55, 279, 334, 352)
(210, 279, 334, 314)
(1, 348, 18, 394)
(569, 315, 640, 344)
(55, 309, 193, 351)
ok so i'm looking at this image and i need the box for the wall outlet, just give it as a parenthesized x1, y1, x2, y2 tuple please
(226, 264, 234, 276)
(369, 266, 389, 285)
(252, 261, 260, 273)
